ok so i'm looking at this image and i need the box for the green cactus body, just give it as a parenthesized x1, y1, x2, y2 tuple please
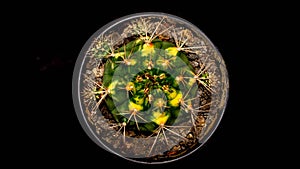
(94, 38, 196, 135)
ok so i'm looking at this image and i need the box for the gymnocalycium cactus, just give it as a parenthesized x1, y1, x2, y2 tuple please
(74, 13, 229, 164)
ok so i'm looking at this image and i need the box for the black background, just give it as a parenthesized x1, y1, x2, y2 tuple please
(19, 1, 288, 168)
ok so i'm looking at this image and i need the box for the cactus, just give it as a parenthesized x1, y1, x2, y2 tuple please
(75, 13, 229, 163)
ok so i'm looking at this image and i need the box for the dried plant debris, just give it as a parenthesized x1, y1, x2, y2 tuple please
(74, 13, 229, 164)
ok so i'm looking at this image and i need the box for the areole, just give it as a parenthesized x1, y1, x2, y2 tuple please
(72, 12, 229, 164)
